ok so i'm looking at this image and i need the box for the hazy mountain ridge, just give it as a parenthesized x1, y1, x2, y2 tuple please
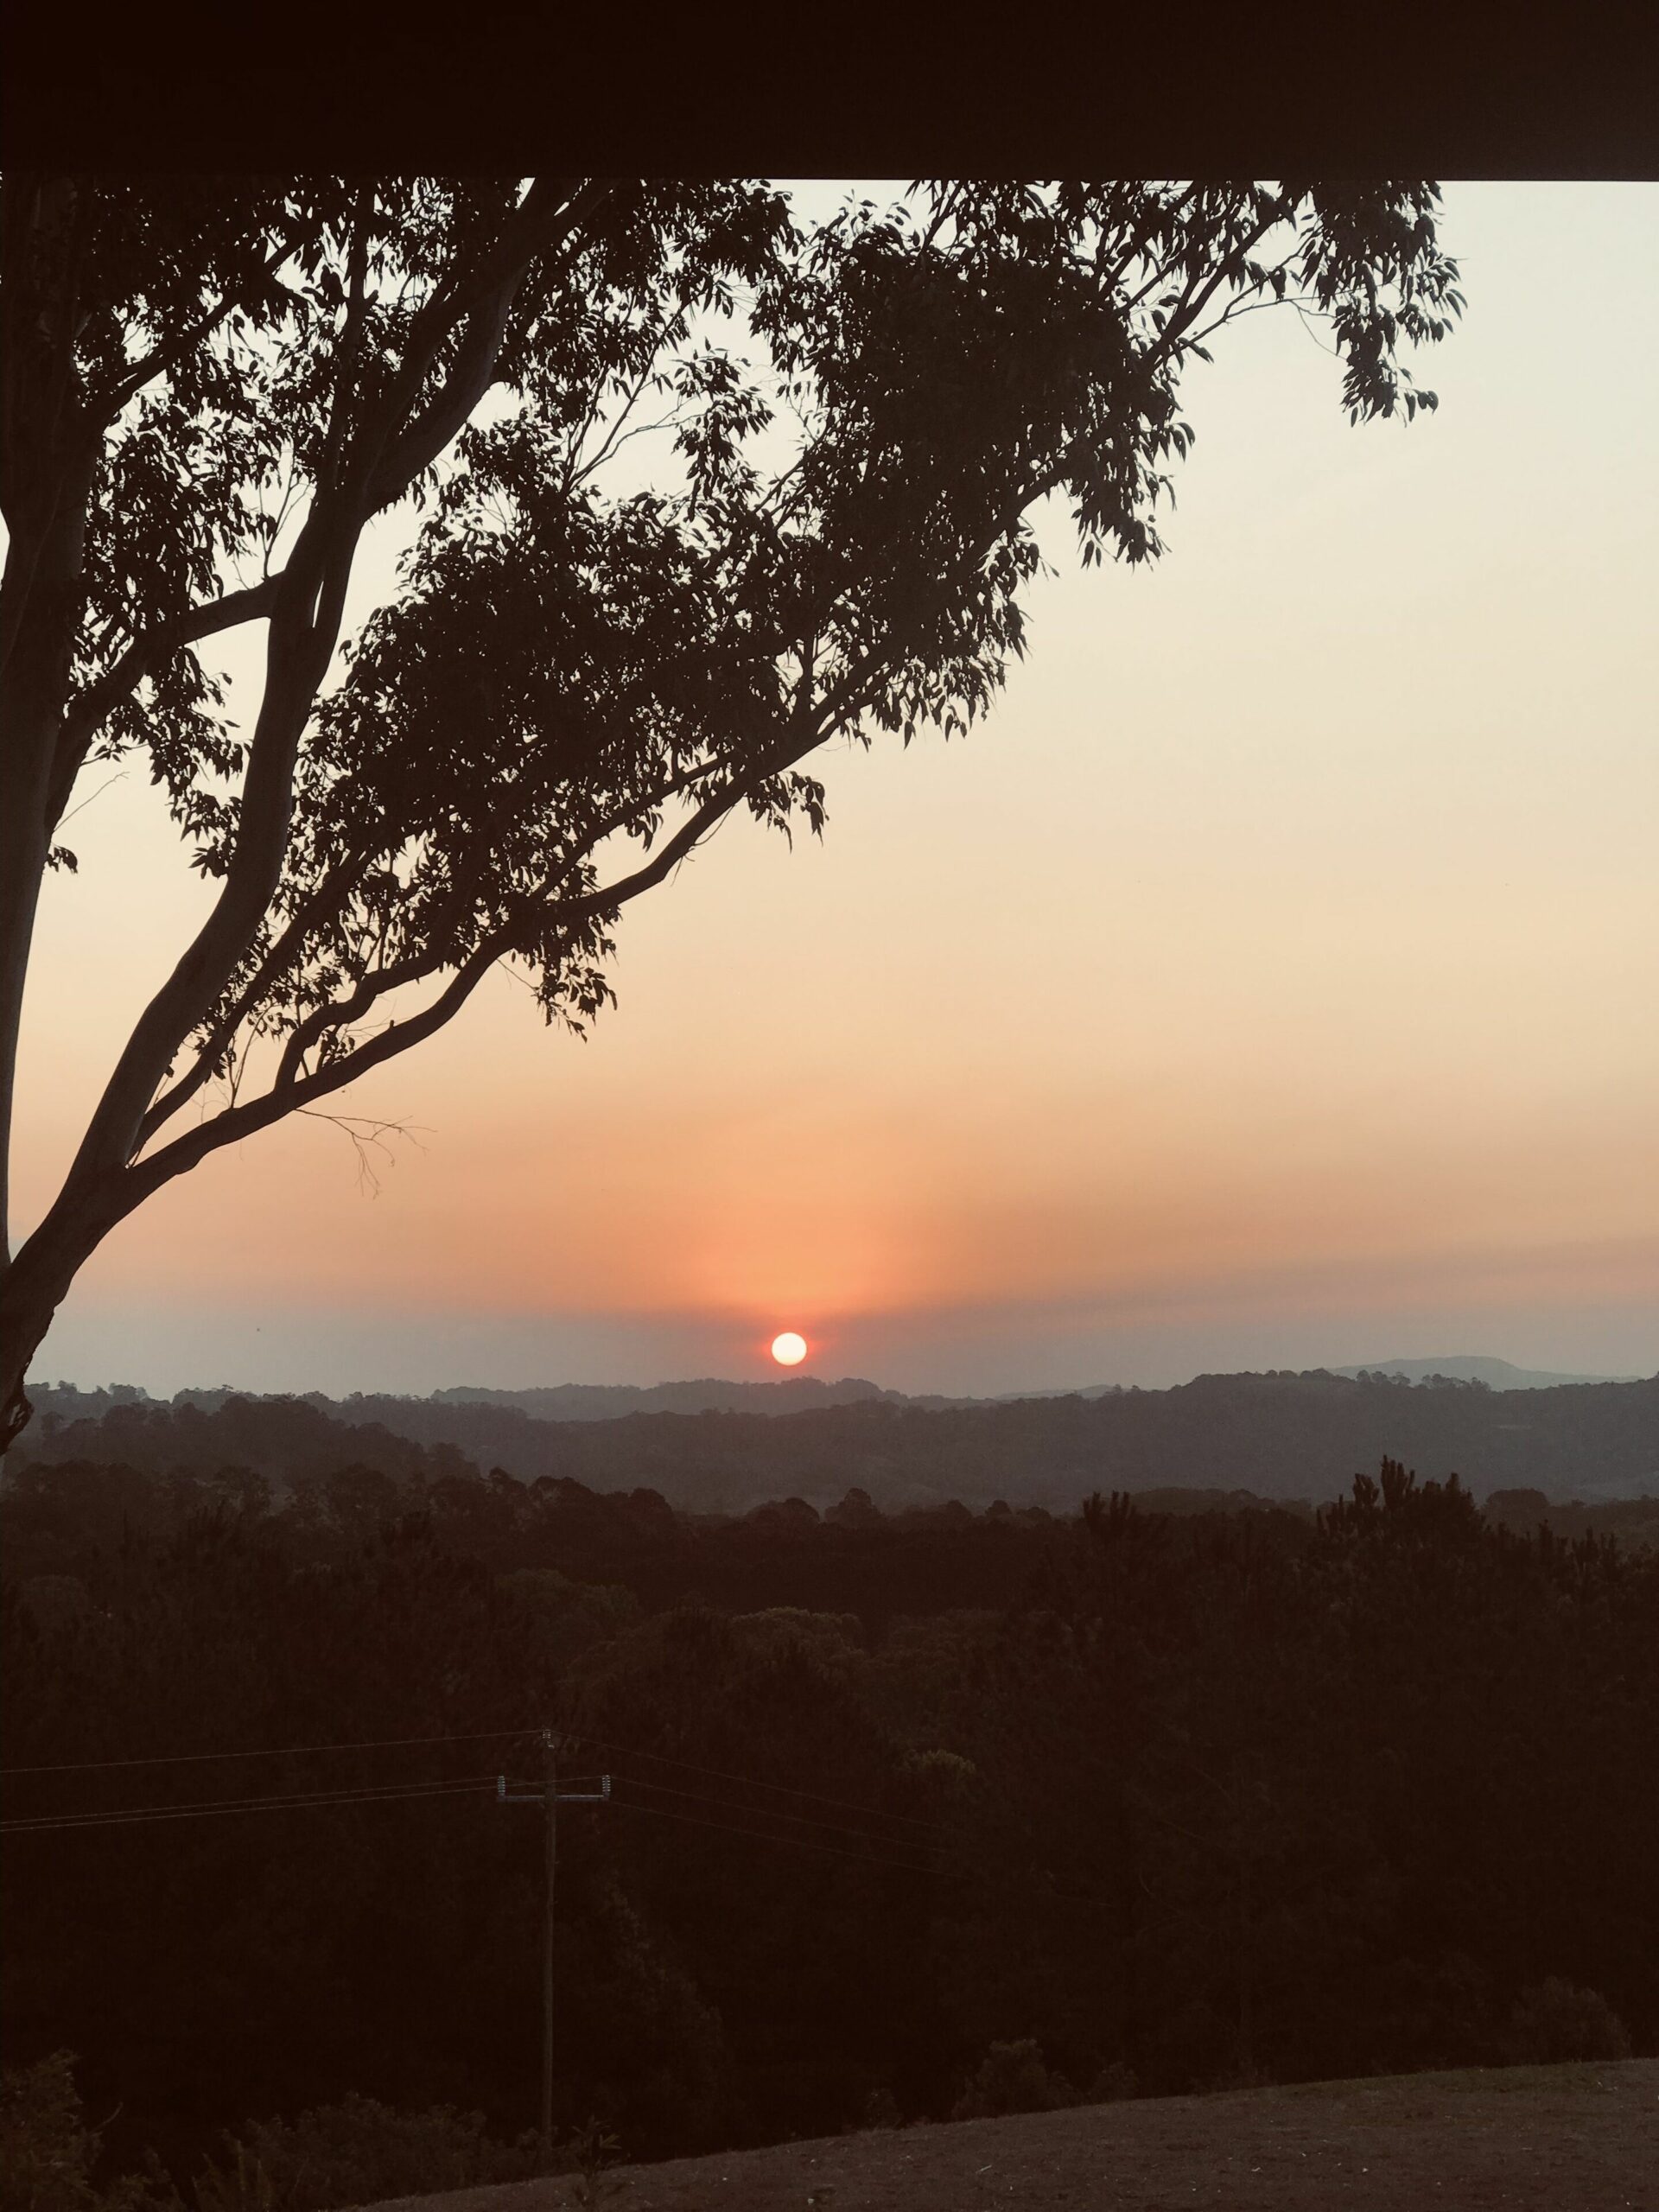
(427, 1374, 969, 1417)
(16, 1367, 1657, 1511)
(1331, 1355, 1643, 1390)
(26, 1351, 1639, 1433)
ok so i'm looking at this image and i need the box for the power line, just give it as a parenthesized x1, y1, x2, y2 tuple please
(2, 1769, 1221, 1936)
(0, 1748, 1205, 1933)
(5, 1725, 946, 1847)
(607, 1790, 943, 1878)
(0, 1774, 498, 1834)
(498, 1763, 940, 1862)
(504, 1764, 931, 1855)
(565, 1728, 942, 1836)
(0, 1773, 499, 1835)
(589, 1769, 1219, 1921)
(608, 1782, 1172, 1911)
(0, 1727, 543, 1778)
(594, 1770, 942, 1860)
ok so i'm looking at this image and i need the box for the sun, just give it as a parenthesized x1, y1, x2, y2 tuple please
(770, 1332, 808, 1367)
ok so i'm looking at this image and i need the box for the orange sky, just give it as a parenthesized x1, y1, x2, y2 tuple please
(14, 183, 1657, 1395)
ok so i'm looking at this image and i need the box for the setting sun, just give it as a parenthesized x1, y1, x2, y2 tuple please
(770, 1332, 808, 1367)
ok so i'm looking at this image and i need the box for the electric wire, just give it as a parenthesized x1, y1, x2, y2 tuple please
(601, 1781, 1239, 1929)
(3, 1779, 1234, 1935)
(0, 1773, 500, 1835)
(0, 1726, 545, 1778)
(2, 1752, 1230, 1935)
(563, 1727, 943, 1836)
(509, 1766, 941, 1863)
(605, 1789, 944, 1877)
(4, 1720, 1169, 1910)
(3, 1725, 945, 1846)
(593, 1770, 940, 1859)
(577, 1770, 1223, 1923)
(3, 1764, 938, 1878)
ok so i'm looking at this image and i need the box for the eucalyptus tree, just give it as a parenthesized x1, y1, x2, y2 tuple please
(0, 177, 1461, 1440)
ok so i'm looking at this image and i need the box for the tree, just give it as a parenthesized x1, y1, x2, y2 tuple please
(0, 178, 1461, 1439)
(0, 2050, 173, 2212)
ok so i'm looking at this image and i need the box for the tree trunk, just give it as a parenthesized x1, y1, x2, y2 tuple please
(0, 683, 56, 1271)
(0, 489, 98, 1455)
(0, 586, 95, 1464)
(1, 177, 96, 1287)
(0, 1178, 121, 1449)
(1, 1289, 48, 1450)
(0, 1232, 60, 1446)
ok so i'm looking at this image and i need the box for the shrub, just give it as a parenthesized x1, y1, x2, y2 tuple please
(0, 2053, 177, 2212)
(1084, 2061, 1139, 2104)
(858, 2088, 902, 2130)
(194, 2094, 541, 2212)
(1, 2052, 106, 2212)
(557, 2116, 623, 2209)
(950, 2040, 1077, 2121)
(1503, 1979, 1631, 2065)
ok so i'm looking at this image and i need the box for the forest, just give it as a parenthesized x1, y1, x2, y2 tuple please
(3, 1444, 1655, 2208)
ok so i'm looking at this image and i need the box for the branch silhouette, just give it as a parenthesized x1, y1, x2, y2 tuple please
(0, 178, 1463, 1441)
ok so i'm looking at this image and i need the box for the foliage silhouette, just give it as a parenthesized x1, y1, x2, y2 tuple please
(1503, 1980, 1631, 2067)
(192, 2093, 543, 2212)
(950, 2038, 1078, 2119)
(0, 2052, 175, 2212)
(1, 178, 1460, 1439)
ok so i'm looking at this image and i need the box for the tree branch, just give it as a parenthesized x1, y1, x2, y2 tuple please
(52, 448, 1116, 1262)
(53, 182, 613, 885)
(124, 931, 511, 1198)
(133, 718, 773, 1158)
(47, 575, 283, 834)
(93, 211, 327, 419)
(131, 727, 809, 1193)
(362, 179, 613, 517)
(133, 851, 377, 1147)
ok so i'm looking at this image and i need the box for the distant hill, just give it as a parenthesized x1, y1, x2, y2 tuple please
(426, 1375, 968, 1418)
(22, 1374, 975, 1423)
(989, 1381, 1125, 1403)
(1333, 1354, 1648, 1390)
(15, 1368, 1658, 1513)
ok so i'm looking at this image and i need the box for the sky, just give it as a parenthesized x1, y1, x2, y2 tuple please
(14, 182, 1658, 1398)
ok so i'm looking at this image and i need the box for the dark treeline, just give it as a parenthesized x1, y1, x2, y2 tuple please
(15, 1369, 1659, 1512)
(3, 1451, 1656, 2202)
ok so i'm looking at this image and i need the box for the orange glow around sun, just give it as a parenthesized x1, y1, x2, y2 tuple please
(770, 1331, 808, 1366)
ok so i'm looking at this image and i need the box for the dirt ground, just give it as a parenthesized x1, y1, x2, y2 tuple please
(367, 2059, 1658, 2212)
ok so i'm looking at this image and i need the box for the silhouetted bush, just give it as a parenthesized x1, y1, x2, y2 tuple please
(950, 2040, 1077, 2120)
(857, 2088, 903, 2130)
(0, 2054, 176, 2212)
(1503, 1980, 1631, 2065)
(195, 2094, 541, 2212)
(1084, 2061, 1139, 2103)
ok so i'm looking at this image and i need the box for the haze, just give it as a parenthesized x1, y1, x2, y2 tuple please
(14, 182, 1656, 1397)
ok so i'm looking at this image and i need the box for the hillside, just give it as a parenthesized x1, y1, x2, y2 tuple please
(430, 1376, 921, 1419)
(15, 1369, 1659, 1510)
(1334, 1354, 1645, 1389)
(365, 2062, 1658, 2212)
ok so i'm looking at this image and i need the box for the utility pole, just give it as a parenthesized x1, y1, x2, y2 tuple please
(541, 1729, 556, 2155)
(499, 1732, 610, 2158)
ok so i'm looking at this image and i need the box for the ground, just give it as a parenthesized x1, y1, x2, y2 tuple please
(367, 2059, 1658, 2211)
